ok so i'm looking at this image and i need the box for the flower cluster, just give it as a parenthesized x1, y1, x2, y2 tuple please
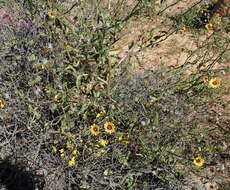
(117, 133, 130, 145)
(52, 141, 78, 166)
(99, 139, 109, 147)
(96, 110, 106, 118)
(90, 122, 116, 135)
(203, 77, 221, 88)
(89, 122, 116, 157)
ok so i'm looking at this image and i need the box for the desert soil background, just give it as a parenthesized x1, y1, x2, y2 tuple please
(0, 0, 229, 189)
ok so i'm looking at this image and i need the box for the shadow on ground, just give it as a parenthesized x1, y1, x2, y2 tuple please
(0, 159, 44, 190)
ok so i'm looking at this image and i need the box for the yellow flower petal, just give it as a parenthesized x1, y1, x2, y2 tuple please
(121, 140, 129, 145)
(99, 139, 109, 147)
(205, 23, 214, 30)
(54, 94, 63, 103)
(193, 157, 204, 167)
(48, 10, 58, 19)
(104, 122, 116, 134)
(43, 86, 51, 94)
(59, 149, 64, 153)
(52, 146, 57, 153)
(90, 124, 100, 135)
(180, 27, 187, 33)
(69, 159, 75, 166)
(72, 149, 78, 155)
(0, 98, 5, 109)
(66, 143, 71, 149)
(209, 77, 221, 88)
(203, 76, 209, 83)
(99, 149, 105, 153)
(117, 133, 124, 141)
(69, 156, 76, 166)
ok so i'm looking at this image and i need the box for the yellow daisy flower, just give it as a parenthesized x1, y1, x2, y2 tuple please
(205, 23, 214, 30)
(95, 149, 106, 157)
(104, 122, 116, 134)
(203, 76, 209, 83)
(43, 86, 51, 94)
(54, 94, 63, 103)
(209, 77, 221, 88)
(96, 110, 106, 118)
(66, 143, 71, 149)
(193, 157, 204, 167)
(99, 139, 109, 147)
(99, 149, 105, 153)
(59, 149, 64, 153)
(117, 133, 124, 141)
(179, 26, 187, 33)
(48, 10, 58, 19)
(121, 140, 129, 145)
(117, 133, 130, 145)
(0, 98, 5, 109)
(90, 124, 100, 135)
(72, 149, 78, 155)
(52, 146, 57, 153)
(69, 156, 76, 166)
